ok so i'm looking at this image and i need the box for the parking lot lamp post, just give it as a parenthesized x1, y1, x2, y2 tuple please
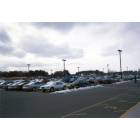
(127, 66, 129, 77)
(62, 59, 66, 71)
(118, 50, 123, 79)
(107, 64, 109, 75)
(103, 68, 104, 73)
(27, 64, 31, 72)
(138, 69, 140, 76)
(77, 67, 80, 74)
(50, 69, 53, 79)
(127, 66, 128, 72)
(62, 59, 66, 77)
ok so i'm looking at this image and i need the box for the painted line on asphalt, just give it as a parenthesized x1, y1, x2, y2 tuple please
(62, 94, 123, 118)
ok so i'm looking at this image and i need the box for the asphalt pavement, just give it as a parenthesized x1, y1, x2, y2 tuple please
(0, 80, 140, 118)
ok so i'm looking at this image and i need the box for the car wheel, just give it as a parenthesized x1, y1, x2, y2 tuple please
(33, 88, 36, 91)
(63, 86, 66, 90)
(75, 85, 79, 89)
(50, 87, 54, 92)
(42, 89, 46, 92)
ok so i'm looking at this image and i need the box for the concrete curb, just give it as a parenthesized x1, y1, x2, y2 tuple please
(120, 102, 140, 118)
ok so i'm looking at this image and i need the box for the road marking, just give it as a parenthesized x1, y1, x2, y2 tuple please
(62, 94, 123, 118)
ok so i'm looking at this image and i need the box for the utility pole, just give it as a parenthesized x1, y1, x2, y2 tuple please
(118, 49, 123, 79)
(27, 64, 31, 72)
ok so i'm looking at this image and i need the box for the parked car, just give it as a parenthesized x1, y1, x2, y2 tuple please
(2, 80, 15, 90)
(0, 80, 5, 83)
(40, 81, 66, 92)
(95, 76, 117, 84)
(7, 80, 29, 90)
(67, 77, 89, 89)
(87, 77, 99, 85)
(23, 81, 45, 91)
(0, 80, 6, 88)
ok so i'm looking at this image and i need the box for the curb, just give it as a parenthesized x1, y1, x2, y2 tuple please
(120, 102, 140, 118)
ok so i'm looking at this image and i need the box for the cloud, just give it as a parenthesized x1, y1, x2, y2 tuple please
(32, 22, 87, 32)
(0, 43, 14, 54)
(1, 22, 140, 72)
(0, 29, 14, 55)
(21, 36, 83, 59)
(0, 29, 11, 43)
(0, 42, 26, 58)
(0, 29, 26, 58)
(98, 23, 140, 57)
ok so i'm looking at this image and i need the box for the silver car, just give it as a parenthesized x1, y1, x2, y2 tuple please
(40, 81, 66, 92)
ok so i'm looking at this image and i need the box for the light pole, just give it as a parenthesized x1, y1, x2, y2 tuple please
(107, 64, 109, 74)
(27, 64, 31, 72)
(62, 59, 66, 78)
(126, 66, 128, 71)
(102, 68, 104, 73)
(118, 49, 122, 79)
(62, 59, 66, 71)
(50, 69, 53, 79)
(77, 67, 80, 73)
(50, 69, 53, 74)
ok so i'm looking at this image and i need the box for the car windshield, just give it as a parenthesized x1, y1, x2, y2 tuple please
(26, 81, 36, 85)
(12, 82, 20, 85)
(17, 82, 26, 85)
(0, 81, 5, 85)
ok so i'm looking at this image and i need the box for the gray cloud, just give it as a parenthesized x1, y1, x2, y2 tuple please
(0, 29, 26, 58)
(0, 29, 11, 43)
(1, 22, 140, 72)
(0, 29, 14, 55)
(0, 43, 14, 54)
(33, 22, 88, 32)
(21, 37, 83, 59)
(122, 22, 140, 34)
(101, 22, 140, 57)
(0, 42, 26, 58)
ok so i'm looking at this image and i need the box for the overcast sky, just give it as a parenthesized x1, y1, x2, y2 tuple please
(0, 22, 139, 73)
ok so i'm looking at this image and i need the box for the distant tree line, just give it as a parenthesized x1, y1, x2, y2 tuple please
(0, 70, 70, 78)
(0, 69, 138, 78)
(52, 70, 70, 78)
(0, 70, 49, 78)
(76, 70, 104, 75)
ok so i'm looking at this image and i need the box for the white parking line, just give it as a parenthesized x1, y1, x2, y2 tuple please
(62, 94, 122, 118)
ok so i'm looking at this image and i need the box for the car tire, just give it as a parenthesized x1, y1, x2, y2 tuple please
(33, 88, 36, 91)
(42, 89, 46, 92)
(63, 86, 66, 90)
(50, 87, 54, 92)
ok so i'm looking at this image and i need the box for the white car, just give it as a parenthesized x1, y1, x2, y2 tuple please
(40, 81, 66, 92)
(0, 80, 5, 86)
(7, 80, 24, 90)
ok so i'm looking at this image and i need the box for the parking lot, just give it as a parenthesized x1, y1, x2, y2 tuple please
(0, 80, 140, 118)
